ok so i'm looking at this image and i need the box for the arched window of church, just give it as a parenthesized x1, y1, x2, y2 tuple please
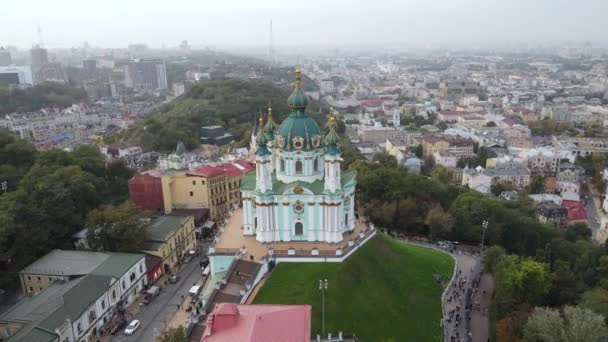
(281, 158, 285, 172)
(345, 213, 348, 226)
(295, 161, 303, 174)
(254, 217, 257, 229)
(295, 222, 303, 235)
(314, 158, 318, 172)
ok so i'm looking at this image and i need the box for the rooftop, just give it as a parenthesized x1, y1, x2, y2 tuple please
(146, 216, 190, 242)
(202, 303, 311, 342)
(20, 250, 110, 276)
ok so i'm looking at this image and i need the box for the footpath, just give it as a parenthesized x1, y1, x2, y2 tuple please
(396, 238, 494, 342)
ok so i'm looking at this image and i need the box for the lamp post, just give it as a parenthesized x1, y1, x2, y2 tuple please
(319, 279, 328, 335)
(481, 220, 489, 253)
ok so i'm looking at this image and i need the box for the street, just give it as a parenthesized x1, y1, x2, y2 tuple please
(112, 251, 206, 342)
(583, 183, 607, 242)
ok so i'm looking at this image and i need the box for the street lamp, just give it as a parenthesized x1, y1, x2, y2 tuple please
(319, 279, 328, 335)
(480, 220, 489, 253)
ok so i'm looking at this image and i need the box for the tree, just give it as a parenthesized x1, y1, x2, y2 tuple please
(524, 306, 608, 342)
(372, 151, 398, 168)
(579, 288, 608, 321)
(529, 174, 544, 194)
(430, 166, 453, 184)
(159, 327, 189, 342)
(86, 202, 148, 252)
(425, 206, 453, 239)
(482, 245, 506, 274)
(412, 144, 423, 158)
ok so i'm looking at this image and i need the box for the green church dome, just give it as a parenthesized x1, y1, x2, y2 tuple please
(277, 112, 321, 151)
(255, 115, 271, 156)
(276, 69, 322, 152)
(287, 68, 309, 110)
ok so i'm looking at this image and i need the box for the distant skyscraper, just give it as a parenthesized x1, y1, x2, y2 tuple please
(0, 47, 12, 66)
(83, 59, 97, 78)
(30, 45, 48, 69)
(123, 59, 167, 93)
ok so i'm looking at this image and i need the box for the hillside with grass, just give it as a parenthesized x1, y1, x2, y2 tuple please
(253, 233, 454, 341)
(112, 75, 322, 152)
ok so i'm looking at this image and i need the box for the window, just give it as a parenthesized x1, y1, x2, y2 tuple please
(77, 322, 82, 334)
(101, 300, 106, 310)
(130, 272, 136, 281)
(121, 280, 126, 290)
(88, 310, 96, 323)
(139, 264, 143, 273)
(295, 222, 304, 235)
(190, 191, 194, 197)
(27, 276, 31, 281)
(295, 161, 303, 174)
(314, 158, 319, 172)
(345, 213, 349, 226)
(112, 290, 116, 300)
(202, 180, 205, 185)
(192, 180, 196, 185)
(29, 286, 33, 292)
(280, 158, 285, 171)
(37, 276, 41, 281)
(254, 217, 257, 229)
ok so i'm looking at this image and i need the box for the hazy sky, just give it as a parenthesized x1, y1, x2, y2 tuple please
(2, 0, 607, 49)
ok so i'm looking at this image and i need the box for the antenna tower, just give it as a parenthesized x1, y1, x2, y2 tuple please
(37, 24, 45, 48)
(269, 20, 275, 64)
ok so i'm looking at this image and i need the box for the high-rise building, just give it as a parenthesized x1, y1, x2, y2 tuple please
(30, 45, 48, 69)
(0, 66, 34, 86)
(82, 59, 97, 78)
(0, 47, 12, 66)
(123, 59, 168, 93)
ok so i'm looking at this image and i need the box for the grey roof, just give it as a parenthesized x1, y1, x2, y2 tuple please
(39, 274, 112, 332)
(146, 216, 188, 242)
(90, 253, 144, 278)
(8, 327, 57, 342)
(1, 280, 83, 342)
(20, 250, 110, 276)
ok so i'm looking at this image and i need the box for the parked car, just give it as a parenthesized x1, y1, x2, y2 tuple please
(168, 275, 181, 283)
(124, 320, 140, 335)
(143, 286, 160, 305)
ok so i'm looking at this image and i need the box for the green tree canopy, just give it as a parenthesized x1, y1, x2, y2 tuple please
(86, 202, 148, 252)
(524, 306, 608, 342)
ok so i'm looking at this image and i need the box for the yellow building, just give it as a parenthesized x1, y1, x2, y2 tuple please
(142, 216, 196, 272)
(159, 161, 254, 222)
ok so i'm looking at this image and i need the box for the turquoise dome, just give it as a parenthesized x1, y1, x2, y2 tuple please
(287, 68, 309, 109)
(277, 112, 322, 151)
(324, 110, 340, 155)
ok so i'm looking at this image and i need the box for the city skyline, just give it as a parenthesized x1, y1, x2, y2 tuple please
(2, 0, 608, 49)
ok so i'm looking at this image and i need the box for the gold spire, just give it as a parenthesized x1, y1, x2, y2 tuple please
(328, 107, 337, 129)
(267, 98, 273, 118)
(258, 110, 265, 134)
(295, 68, 302, 89)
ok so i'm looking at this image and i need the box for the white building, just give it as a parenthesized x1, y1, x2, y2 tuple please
(0, 65, 34, 86)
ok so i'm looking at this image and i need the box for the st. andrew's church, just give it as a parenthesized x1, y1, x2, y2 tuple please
(240, 69, 357, 243)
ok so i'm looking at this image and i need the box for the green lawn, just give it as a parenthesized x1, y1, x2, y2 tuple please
(253, 233, 454, 341)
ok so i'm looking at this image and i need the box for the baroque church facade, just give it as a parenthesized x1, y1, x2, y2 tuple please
(241, 69, 356, 243)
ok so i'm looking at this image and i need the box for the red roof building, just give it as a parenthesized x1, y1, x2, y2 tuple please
(561, 200, 588, 225)
(202, 303, 311, 342)
(128, 170, 164, 212)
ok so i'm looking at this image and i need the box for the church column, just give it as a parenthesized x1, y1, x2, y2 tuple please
(274, 204, 280, 241)
(283, 200, 290, 242)
(308, 201, 315, 241)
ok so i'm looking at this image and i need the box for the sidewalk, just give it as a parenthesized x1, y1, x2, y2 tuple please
(469, 274, 494, 342)
(166, 275, 208, 330)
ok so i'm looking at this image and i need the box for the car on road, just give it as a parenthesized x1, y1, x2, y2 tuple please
(124, 320, 140, 335)
(168, 274, 181, 283)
